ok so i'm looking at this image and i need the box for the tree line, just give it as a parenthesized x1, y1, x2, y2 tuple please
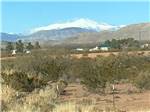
(100, 38, 140, 49)
(5, 40, 41, 53)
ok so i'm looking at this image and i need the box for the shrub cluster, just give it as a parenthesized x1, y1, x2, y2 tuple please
(134, 71, 150, 90)
(1, 72, 46, 92)
(1, 51, 150, 92)
(1, 53, 71, 91)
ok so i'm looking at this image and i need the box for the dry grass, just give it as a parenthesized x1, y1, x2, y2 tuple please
(1, 84, 16, 103)
(1, 83, 150, 112)
(53, 101, 99, 112)
(1, 69, 16, 75)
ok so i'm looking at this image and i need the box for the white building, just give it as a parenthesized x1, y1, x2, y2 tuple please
(76, 48, 84, 51)
(26, 50, 31, 54)
(12, 50, 17, 55)
(89, 46, 99, 51)
(100, 47, 109, 51)
(141, 43, 149, 48)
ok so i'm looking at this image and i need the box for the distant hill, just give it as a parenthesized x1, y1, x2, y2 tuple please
(23, 27, 96, 41)
(1, 19, 123, 42)
(62, 23, 150, 45)
(113, 23, 150, 40)
(1, 33, 21, 42)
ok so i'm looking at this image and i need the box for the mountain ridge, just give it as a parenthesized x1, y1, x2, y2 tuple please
(30, 18, 125, 33)
(62, 22, 150, 45)
(1, 20, 150, 46)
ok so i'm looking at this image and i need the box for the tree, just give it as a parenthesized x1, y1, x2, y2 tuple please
(26, 42, 34, 50)
(104, 40, 111, 47)
(6, 42, 14, 52)
(34, 41, 41, 49)
(103, 38, 140, 50)
(16, 40, 24, 53)
(111, 39, 121, 49)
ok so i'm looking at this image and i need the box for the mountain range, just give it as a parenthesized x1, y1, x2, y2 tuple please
(63, 22, 150, 45)
(1, 33, 20, 42)
(1, 19, 150, 46)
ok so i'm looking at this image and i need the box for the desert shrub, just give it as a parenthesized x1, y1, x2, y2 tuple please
(1, 52, 71, 92)
(74, 58, 107, 93)
(11, 54, 70, 82)
(73, 54, 150, 92)
(1, 50, 150, 92)
(134, 71, 150, 90)
(56, 79, 68, 95)
(1, 72, 46, 92)
(1, 59, 15, 72)
(64, 58, 84, 82)
(1, 100, 8, 112)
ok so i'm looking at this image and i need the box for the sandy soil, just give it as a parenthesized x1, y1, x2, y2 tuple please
(71, 51, 150, 59)
(59, 83, 150, 111)
(1, 51, 150, 60)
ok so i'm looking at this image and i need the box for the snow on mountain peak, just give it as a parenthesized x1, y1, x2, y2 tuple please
(31, 18, 125, 33)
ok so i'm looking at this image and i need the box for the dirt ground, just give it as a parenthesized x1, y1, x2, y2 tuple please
(59, 83, 150, 112)
(71, 51, 150, 59)
(1, 50, 150, 60)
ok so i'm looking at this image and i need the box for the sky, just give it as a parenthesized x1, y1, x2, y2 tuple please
(1, 1, 150, 33)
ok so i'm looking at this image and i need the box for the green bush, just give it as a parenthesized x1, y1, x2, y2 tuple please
(73, 54, 150, 92)
(1, 72, 46, 92)
(1, 50, 150, 92)
(74, 58, 107, 93)
(134, 71, 150, 90)
(1, 53, 71, 92)
(12, 54, 70, 82)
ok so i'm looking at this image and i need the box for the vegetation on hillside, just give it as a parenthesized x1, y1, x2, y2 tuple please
(4, 40, 41, 54)
(101, 38, 140, 49)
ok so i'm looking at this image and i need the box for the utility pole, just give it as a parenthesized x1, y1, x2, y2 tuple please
(112, 84, 116, 111)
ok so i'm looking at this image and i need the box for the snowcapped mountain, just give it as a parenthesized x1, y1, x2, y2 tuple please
(25, 27, 96, 41)
(1, 22, 150, 45)
(31, 18, 126, 33)
(2, 18, 128, 42)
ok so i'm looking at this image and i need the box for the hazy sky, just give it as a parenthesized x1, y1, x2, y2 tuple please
(1, 1, 150, 33)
